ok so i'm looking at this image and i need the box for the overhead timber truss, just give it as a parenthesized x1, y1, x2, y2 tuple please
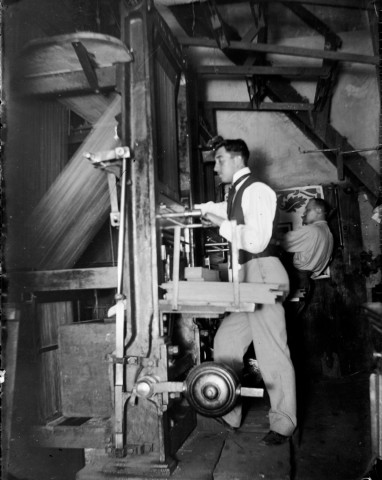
(170, 0, 380, 204)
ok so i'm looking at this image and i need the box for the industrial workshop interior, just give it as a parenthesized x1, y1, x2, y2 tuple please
(2, 0, 382, 479)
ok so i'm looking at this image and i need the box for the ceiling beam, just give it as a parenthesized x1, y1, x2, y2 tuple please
(196, 65, 330, 78)
(10, 267, 118, 293)
(157, 0, 367, 4)
(281, 2, 342, 48)
(242, 1, 266, 43)
(201, 100, 314, 111)
(206, 0, 230, 48)
(186, 0, 372, 9)
(180, 37, 378, 65)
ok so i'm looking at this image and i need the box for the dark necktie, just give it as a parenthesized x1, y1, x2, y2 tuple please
(227, 173, 251, 217)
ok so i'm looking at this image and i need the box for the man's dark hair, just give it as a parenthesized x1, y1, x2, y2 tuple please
(214, 138, 250, 165)
(312, 197, 330, 217)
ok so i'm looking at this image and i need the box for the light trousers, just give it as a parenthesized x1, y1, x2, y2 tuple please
(213, 256, 297, 436)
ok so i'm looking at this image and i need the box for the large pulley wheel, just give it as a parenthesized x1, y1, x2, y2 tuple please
(185, 362, 239, 417)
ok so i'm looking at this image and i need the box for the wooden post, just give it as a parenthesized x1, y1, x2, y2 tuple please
(2, 304, 20, 477)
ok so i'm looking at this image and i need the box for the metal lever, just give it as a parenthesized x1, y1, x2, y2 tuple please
(84, 146, 131, 227)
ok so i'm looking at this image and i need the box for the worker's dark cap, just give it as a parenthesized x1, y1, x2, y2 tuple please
(206, 135, 225, 151)
(200, 135, 225, 163)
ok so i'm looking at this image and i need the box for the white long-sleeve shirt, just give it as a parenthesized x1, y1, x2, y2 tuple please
(282, 220, 333, 278)
(198, 167, 276, 254)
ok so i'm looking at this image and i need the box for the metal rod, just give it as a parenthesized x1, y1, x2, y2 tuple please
(156, 209, 202, 219)
(162, 223, 208, 230)
(114, 157, 127, 452)
(299, 147, 338, 154)
(189, 228, 195, 267)
(342, 145, 382, 154)
(333, 185, 344, 248)
(299, 144, 382, 155)
(117, 158, 127, 294)
(206, 248, 230, 253)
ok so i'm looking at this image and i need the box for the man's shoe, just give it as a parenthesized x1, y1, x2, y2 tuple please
(260, 430, 289, 446)
(213, 417, 238, 432)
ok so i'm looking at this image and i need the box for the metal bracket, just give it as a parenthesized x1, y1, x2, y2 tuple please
(84, 146, 131, 174)
(84, 146, 131, 227)
(107, 174, 120, 226)
(109, 354, 158, 368)
(72, 41, 100, 93)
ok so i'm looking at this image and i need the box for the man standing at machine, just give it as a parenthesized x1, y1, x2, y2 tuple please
(195, 138, 296, 446)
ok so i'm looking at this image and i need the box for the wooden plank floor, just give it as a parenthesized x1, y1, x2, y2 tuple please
(171, 373, 372, 480)
(172, 401, 291, 480)
(172, 429, 227, 480)
(214, 432, 290, 480)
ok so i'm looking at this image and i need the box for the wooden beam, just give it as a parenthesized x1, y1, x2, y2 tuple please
(244, 1, 266, 43)
(9, 267, 118, 293)
(197, 65, 329, 78)
(211, 0, 371, 9)
(206, 0, 230, 49)
(367, 7, 380, 96)
(21, 95, 121, 271)
(180, 37, 378, 65)
(244, 0, 269, 67)
(59, 92, 119, 124)
(242, 23, 262, 44)
(202, 101, 314, 111)
(281, 2, 342, 48)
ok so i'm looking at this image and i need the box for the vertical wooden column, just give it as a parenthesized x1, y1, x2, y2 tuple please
(117, 1, 190, 465)
(121, 1, 159, 359)
(118, 0, 164, 457)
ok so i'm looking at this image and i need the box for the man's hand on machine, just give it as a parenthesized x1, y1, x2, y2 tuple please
(202, 212, 224, 227)
(193, 204, 224, 227)
(193, 203, 204, 215)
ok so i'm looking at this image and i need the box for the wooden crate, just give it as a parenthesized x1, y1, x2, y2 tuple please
(58, 323, 115, 417)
